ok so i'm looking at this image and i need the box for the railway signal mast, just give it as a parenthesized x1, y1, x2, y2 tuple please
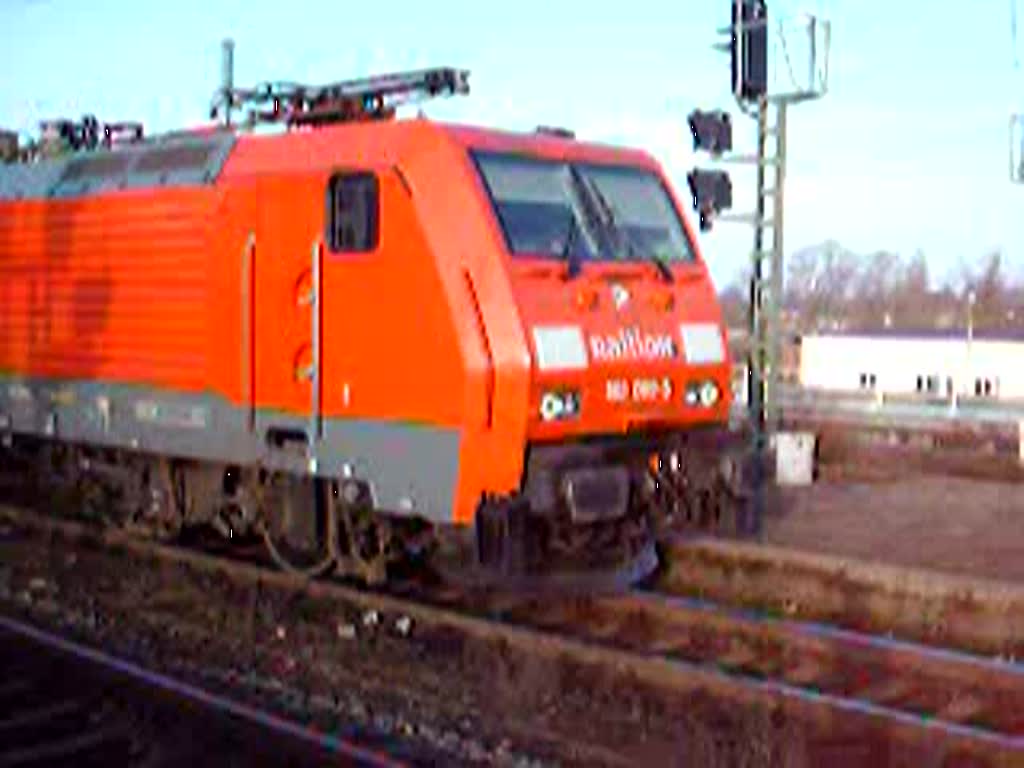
(687, 2, 830, 534)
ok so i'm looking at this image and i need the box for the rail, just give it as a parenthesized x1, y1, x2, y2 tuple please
(2, 506, 1022, 765)
(0, 612, 399, 767)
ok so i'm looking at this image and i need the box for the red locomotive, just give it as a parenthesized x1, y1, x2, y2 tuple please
(0, 50, 735, 589)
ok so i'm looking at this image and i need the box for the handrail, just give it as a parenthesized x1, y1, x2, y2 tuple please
(310, 238, 323, 443)
(241, 232, 255, 431)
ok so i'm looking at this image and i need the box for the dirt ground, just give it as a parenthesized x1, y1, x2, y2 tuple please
(765, 476, 1024, 583)
(0, 520, 824, 768)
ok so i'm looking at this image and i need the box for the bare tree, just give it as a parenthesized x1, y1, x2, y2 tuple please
(718, 278, 748, 330)
(973, 250, 1008, 329)
(725, 242, 1023, 335)
(850, 250, 901, 328)
(785, 240, 860, 332)
(896, 249, 931, 325)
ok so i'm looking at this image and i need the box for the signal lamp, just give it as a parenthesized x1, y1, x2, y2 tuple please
(686, 169, 733, 232)
(687, 109, 732, 154)
(731, 0, 769, 101)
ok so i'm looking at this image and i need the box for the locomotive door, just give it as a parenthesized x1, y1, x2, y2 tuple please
(251, 173, 327, 448)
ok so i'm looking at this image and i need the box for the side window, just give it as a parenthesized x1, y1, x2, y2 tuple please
(327, 172, 379, 252)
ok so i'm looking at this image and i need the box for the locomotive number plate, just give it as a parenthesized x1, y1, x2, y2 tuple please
(606, 377, 673, 403)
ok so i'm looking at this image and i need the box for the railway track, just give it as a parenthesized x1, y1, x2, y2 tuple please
(495, 591, 1024, 738)
(660, 537, 1024, 659)
(0, 612, 402, 767)
(2, 506, 1023, 765)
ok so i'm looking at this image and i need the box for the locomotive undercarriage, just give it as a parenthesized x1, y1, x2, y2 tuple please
(0, 427, 748, 592)
(448, 430, 751, 591)
(0, 435, 422, 584)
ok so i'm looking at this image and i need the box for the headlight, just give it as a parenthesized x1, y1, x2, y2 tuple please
(684, 385, 700, 406)
(684, 380, 721, 408)
(539, 390, 581, 421)
(699, 380, 720, 407)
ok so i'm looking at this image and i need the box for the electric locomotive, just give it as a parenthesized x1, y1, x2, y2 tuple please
(0, 51, 736, 590)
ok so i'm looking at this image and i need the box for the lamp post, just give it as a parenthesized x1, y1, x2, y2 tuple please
(954, 289, 976, 414)
(967, 289, 976, 399)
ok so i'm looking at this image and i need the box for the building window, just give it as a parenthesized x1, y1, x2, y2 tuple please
(917, 375, 939, 395)
(327, 172, 379, 252)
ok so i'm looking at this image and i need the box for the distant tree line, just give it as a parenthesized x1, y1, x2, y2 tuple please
(718, 240, 1024, 335)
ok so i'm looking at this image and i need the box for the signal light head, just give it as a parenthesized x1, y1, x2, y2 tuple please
(686, 169, 733, 232)
(687, 109, 732, 155)
(731, 0, 769, 101)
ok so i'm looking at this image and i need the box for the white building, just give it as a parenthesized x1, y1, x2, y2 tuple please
(799, 331, 1024, 403)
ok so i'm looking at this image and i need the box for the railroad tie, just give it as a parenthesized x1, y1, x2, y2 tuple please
(780, 659, 823, 686)
(934, 694, 985, 725)
(647, 634, 690, 655)
(854, 676, 914, 707)
(717, 642, 758, 670)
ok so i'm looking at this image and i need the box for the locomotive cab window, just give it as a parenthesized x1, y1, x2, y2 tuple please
(328, 172, 379, 252)
(471, 150, 697, 265)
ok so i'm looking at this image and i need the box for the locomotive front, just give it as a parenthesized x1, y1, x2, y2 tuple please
(449, 127, 735, 589)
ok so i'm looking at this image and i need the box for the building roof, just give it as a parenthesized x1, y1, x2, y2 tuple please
(805, 327, 1024, 343)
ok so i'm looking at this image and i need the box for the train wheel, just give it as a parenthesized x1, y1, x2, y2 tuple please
(332, 480, 427, 587)
(334, 502, 390, 586)
(647, 445, 749, 538)
(259, 474, 337, 577)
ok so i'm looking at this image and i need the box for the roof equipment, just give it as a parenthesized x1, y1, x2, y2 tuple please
(210, 67, 470, 129)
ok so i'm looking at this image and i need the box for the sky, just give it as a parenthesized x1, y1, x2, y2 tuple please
(2, 0, 1023, 288)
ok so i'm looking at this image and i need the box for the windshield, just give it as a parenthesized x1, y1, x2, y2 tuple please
(472, 150, 697, 264)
